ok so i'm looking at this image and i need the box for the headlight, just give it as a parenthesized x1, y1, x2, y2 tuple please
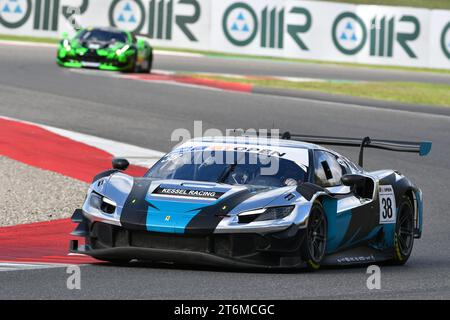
(62, 39, 71, 51)
(89, 192, 116, 214)
(115, 44, 130, 56)
(238, 205, 294, 223)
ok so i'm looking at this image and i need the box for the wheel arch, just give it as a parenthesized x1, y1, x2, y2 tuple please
(402, 187, 422, 238)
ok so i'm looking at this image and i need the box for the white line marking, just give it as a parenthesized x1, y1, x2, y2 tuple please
(154, 50, 204, 58)
(0, 262, 70, 272)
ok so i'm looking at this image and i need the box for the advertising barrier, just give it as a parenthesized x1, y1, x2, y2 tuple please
(0, 0, 449, 69)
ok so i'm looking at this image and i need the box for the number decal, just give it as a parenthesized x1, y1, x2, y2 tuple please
(379, 185, 396, 224)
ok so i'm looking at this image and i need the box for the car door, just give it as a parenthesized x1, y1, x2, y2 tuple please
(313, 150, 379, 252)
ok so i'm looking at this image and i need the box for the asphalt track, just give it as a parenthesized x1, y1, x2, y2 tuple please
(0, 44, 450, 299)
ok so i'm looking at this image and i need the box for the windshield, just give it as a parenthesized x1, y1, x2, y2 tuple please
(145, 151, 308, 188)
(77, 29, 128, 43)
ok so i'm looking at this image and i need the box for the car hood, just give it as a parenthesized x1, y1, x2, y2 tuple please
(92, 172, 296, 234)
(65, 39, 127, 52)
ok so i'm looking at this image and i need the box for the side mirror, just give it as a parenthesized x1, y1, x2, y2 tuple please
(61, 31, 69, 39)
(112, 158, 129, 171)
(341, 174, 366, 188)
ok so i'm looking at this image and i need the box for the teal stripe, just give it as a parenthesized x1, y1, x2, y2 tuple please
(145, 198, 207, 234)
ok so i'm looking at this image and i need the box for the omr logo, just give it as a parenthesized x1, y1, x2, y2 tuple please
(223, 3, 257, 46)
(0, 0, 31, 28)
(110, 0, 145, 32)
(1, 0, 24, 14)
(109, 0, 200, 41)
(340, 22, 359, 42)
(333, 12, 420, 58)
(441, 22, 450, 59)
(222, 2, 311, 50)
(332, 13, 366, 55)
(118, 2, 137, 24)
(231, 11, 250, 33)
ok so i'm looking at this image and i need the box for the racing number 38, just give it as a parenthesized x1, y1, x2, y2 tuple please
(379, 185, 396, 224)
(382, 197, 393, 219)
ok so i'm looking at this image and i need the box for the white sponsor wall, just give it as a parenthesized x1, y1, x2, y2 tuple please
(0, 0, 449, 69)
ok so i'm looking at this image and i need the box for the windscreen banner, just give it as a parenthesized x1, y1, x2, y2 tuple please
(0, 0, 449, 69)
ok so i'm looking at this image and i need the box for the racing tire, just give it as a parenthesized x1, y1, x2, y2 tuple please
(300, 202, 327, 271)
(389, 196, 415, 266)
(143, 52, 153, 73)
(128, 52, 139, 73)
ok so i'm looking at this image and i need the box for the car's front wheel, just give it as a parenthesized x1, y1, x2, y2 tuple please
(301, 202, 327, 270)
(389, 196, 414, 265)
(142, 51, 153, 73)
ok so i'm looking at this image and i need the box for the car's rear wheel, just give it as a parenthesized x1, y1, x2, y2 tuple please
(301, 202, 327, 270)
(389, 196, 414, 265)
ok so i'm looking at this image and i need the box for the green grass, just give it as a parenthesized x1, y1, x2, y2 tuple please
(190, 74, 450, 107)
(157, 46, 450, 75)
(1, 33, 450, 75)
(0, 34, 59, 44)
(323, 0, 450, 9)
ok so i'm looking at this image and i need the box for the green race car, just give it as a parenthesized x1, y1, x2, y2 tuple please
(56, 27, 153, 73)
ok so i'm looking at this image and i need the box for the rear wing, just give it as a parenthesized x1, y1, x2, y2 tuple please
(281, 132, 432, 167)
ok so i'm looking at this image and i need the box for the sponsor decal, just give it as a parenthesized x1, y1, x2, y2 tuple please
(441, 21, 450, 59)
(337, 254, 375, 264)
(223, 2, 258, 47)
(379, 185, 396, 224)
(109, 0, 145, 33)
(332, 12, 366, 55)
(0, 0, 31, 28)
(332, 12, 420, 58)
(108, 0, 200, 40)
(153, 186, 225, 199)
(0, 0, 88, 31)
(205, 145, 286, 158)
(222, 2, 311, 50)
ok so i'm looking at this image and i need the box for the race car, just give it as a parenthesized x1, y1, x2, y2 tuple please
(70, 133, 431, 270)
(56, 27, 153, 73)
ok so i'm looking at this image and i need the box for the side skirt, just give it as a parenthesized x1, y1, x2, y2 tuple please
(322, 246, 394, 266)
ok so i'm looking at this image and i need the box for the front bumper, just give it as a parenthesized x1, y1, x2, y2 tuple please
(70, 210, 307, 269)
(56, 52, 134, 71)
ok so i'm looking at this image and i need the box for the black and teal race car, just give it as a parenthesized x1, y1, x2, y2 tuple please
(56, 27, 153, 73)
(70, 133, 431, 270)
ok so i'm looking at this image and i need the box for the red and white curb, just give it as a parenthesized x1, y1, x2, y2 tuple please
(0, 116, 164, 268)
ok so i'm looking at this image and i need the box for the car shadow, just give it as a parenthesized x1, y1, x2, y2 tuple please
(94, 259, 400, 275)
